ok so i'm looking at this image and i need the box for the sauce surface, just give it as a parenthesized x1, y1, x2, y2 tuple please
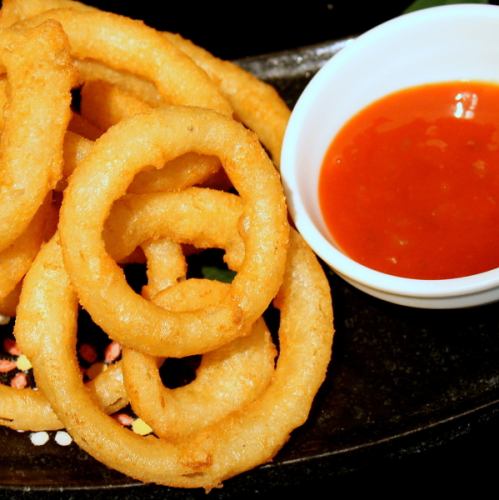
(319, 82, 499, 279)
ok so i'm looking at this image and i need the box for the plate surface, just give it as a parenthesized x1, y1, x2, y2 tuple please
(1, 39, 499, 497)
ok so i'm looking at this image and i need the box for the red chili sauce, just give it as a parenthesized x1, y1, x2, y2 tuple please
(319, 82, 499, 280)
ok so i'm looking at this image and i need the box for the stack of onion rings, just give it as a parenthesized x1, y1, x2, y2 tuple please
(0, 0, 334, 490)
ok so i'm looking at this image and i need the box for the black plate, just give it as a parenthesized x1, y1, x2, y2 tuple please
(1, 39, 499, 498)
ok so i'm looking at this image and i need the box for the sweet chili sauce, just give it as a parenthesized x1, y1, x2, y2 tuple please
(319, 82, 499, 280)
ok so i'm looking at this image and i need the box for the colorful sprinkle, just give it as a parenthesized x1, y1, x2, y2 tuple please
(29, 431, 49, 446)
(3, 338, 21, 356)
(79, 343, 98, 364)
(114, 413, 134, 427)
(54, 431, 72, 447)
(104, 341, 121, 364)
(131, 418, 153, 436)
(0, 359, 17, 373)
(16, 354, 32, 372)
(10, 372, 28, 389)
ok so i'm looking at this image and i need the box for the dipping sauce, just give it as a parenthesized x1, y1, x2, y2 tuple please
(319, 82, 499, 279)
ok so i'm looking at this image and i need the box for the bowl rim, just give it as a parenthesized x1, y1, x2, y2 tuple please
(281, 2, 499, 300)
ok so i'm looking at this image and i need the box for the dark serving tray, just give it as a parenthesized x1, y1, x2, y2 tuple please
(1, 39, 499, 498)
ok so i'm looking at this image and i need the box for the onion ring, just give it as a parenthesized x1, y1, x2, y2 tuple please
(80, 79, 152, 130)
(60, 107, 288, 357)
(0, 20, 73, 253)
(129, 232, 276, 441)
(13, 6, 232, 116)
(61, 131, 93, 181)
(0, 363, 127, 431)
(1, 2, 332, 490)
(123, 280, 276, 441)
(0, 1, 162, 106)
(165, 32, 290, 166)
(2, 0, 289, 165)
(116, 191, 274, 441)
(0, 281, 21, 317)
(75, 59, 162, 107)
(104, 188, 245, 268)
(79, 80, 222, 193)
(0, 197, 53, 302)
(61, 130, 220, 196)
(141, 239, 186, 300)
(128, 154, 221, 195)
(14, 230, 332, 488)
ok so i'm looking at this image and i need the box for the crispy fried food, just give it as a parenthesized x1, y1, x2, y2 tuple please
(0, 20, 73, 253)
(2, 0, 289, 166)
(13, 6, 232, 116)
(124, 280, 276, 441)
(14, 230, 332, 489)
(164, 32, 290, 165)
(0, 281, 21, 317)
(140, 239, 186, 300)
(104, 189, 245, 268)
(80, 80, 222, 193)
(0, 197, 54, 302)
(76, 59, 163, 107)
(125, 215, 276, 440)
(59, 108, 289, 357)
(80, 79, 151, 130)
(61, 132, 93, 181)
(129, 154, 221, 194)
(0, 363, 127, 431)
(123, 315, 276, 441)
(0, 0, 333, 491)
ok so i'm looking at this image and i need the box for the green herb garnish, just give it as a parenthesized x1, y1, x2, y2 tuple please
(201, 266, 236, 283)
(404, 0, 488, 14)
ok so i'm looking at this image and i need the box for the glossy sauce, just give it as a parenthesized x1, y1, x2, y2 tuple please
(319, 82, 499, 279)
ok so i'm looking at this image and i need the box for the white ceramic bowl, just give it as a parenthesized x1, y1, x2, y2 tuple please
(281, 4, 499, 309)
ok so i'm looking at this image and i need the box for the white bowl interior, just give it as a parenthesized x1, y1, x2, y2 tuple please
(281, 4, 499, 305)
